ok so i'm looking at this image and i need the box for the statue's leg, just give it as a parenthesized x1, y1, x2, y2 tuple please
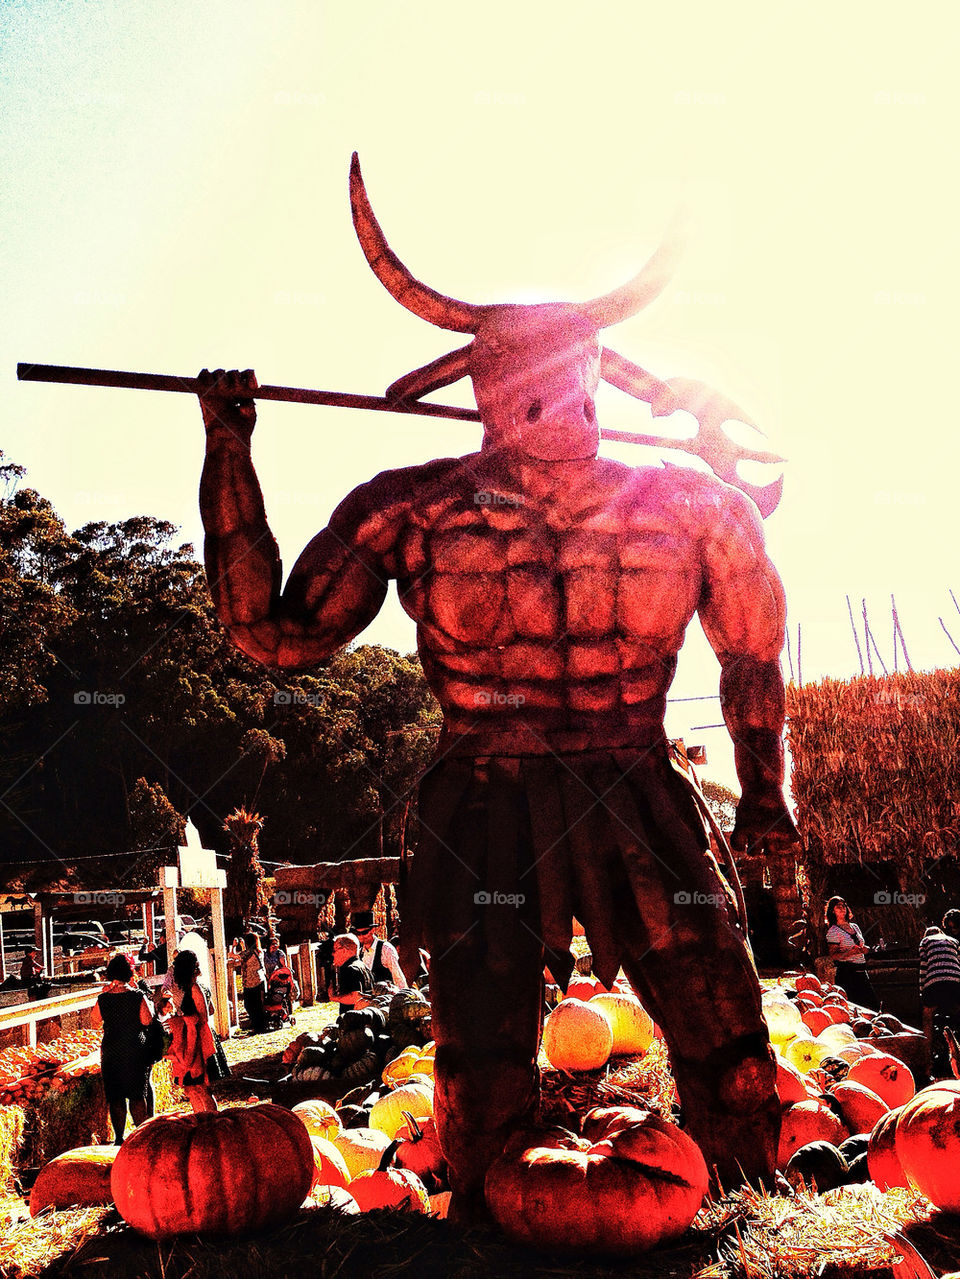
(611, 826, 779, 1187)
(430, 915, 544, 1223)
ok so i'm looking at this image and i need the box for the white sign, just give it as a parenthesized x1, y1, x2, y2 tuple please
(178, 819, 219, 888)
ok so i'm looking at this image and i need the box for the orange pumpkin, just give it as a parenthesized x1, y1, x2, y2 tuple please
(828, 1080, 888, 1135)
(589, 993, 654, 1056)
(801, 1008, 833, 1036)
(566, 975, 603, 1000)
(309, 1135, 351, 1190)
(485, 1107, 708, 1256)
(349, 1143, 431, 1213)
(293, 1098, 341, 1141)
(542, 1000, 613, 1072)
(775, 1056, 812, 1106)
(867, 1107, 909, 1190)
(111, 1104, 313, 1238)
(847, 1053, 915, 1108)
(777, 1100, 847, 1168)
(795, 975, 823, 997)
(30, 1144, 117, 1216)
(894, 1082, 960, 1210)
(395, 1112, 445, 1185)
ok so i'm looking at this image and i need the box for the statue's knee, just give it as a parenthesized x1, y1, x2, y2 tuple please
(711, 1037, 777, 1116)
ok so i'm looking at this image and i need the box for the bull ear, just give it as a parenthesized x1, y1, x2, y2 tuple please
(580, 220, 684, 329)
(386, 345, 474, 403)
(350, 154, 485, 334)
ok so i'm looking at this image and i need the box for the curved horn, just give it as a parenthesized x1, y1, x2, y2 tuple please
(350, 153, 484, 334)
(580, 219, 684, 329)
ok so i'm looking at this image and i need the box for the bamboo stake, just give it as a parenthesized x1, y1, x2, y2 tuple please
(847, 595, 865, 675)
(862, 600, 873, 677)
(892, 594, 913, 672)
(940, 618, 960, 658)
(796, 622, 803, 687)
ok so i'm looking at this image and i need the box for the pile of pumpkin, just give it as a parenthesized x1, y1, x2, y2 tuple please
(763, 972, 960, 1209)
(0, 1030, 102, 1107)
(539, 973, 657, 1071)
(283, 989, 431, 1085)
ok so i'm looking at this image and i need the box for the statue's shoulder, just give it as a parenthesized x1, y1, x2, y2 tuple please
(342, 455, 474, 513)
(629, 462, 755, 522)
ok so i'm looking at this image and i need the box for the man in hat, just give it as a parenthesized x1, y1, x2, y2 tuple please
(351, 910, 408, 989)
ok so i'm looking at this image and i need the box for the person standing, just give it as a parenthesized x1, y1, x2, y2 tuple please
(824, 897, 879, 1009)
(167, 949, 228, 1112)
(90, 953, 154, 1144)
(239, 932, 268, 1034)
(351, 910, 408, 988)
(919, 917, 960, 1078)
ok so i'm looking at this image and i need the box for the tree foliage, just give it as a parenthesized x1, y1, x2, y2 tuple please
(0, 452, 440, 889)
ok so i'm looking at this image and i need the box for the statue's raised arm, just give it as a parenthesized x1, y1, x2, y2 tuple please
(697, 482, 799, 854)
(198, 367, 390, 668)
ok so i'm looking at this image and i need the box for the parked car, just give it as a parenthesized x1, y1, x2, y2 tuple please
(56, 932, 110, 955)
(53, 920, 107, 940)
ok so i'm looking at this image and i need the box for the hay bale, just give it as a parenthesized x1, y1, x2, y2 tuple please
(0, 1105, 25, 1193)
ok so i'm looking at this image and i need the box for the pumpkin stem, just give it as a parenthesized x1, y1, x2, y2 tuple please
(377, 1139, 402, 1173)
(400, 1110, 423, 1142)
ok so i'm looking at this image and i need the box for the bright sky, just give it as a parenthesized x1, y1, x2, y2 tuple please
(2, 1, 957, 792)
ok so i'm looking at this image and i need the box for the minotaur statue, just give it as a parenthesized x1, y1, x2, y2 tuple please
(198, 155, 797, 1222)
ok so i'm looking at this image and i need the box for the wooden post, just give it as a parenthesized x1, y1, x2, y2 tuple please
(0, 913, 5, 983)
(209, 870, 230, 1039)
(162, 867, 179, 970)
(142, 899, 155, 945)
(298, 942, 315, 1007)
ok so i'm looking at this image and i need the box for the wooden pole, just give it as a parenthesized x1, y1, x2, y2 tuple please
(785, 626, 795, 683)
(17, 362, 481, 423)
(862, 600, 874, 677)
(209, 871, 231, 1039)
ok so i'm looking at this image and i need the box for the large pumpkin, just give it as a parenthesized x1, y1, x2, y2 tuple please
(30, 1144, 117, 1216)
(589, 993, 654, 1056)
(542, 1000, 613, 1072)
(867, 1106, 909, 1190)
(827, 1081, 888, 1135)
(368, 1081, 434, 1139)
(777, 1101, 846, 1168)
(331, 1125, 394, 1178)
(847, 1053, 915, 1109)
(111, 1104, 313, 1238)
(895, 1081, 960, 1210)
(485, 1106, 708, 1256)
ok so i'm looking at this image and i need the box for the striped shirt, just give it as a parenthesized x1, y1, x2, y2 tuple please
(919, 930, 960, 991)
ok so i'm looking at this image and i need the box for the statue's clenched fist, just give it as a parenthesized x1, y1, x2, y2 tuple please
(197, 368, 258, 445)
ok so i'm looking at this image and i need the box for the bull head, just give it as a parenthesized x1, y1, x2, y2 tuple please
(350, 154, 783, 513)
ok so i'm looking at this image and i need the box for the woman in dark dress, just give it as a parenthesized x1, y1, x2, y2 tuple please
(90, 952, 154, 1144)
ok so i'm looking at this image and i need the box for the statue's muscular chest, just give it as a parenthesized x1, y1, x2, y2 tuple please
(393, 478, 702, 653)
